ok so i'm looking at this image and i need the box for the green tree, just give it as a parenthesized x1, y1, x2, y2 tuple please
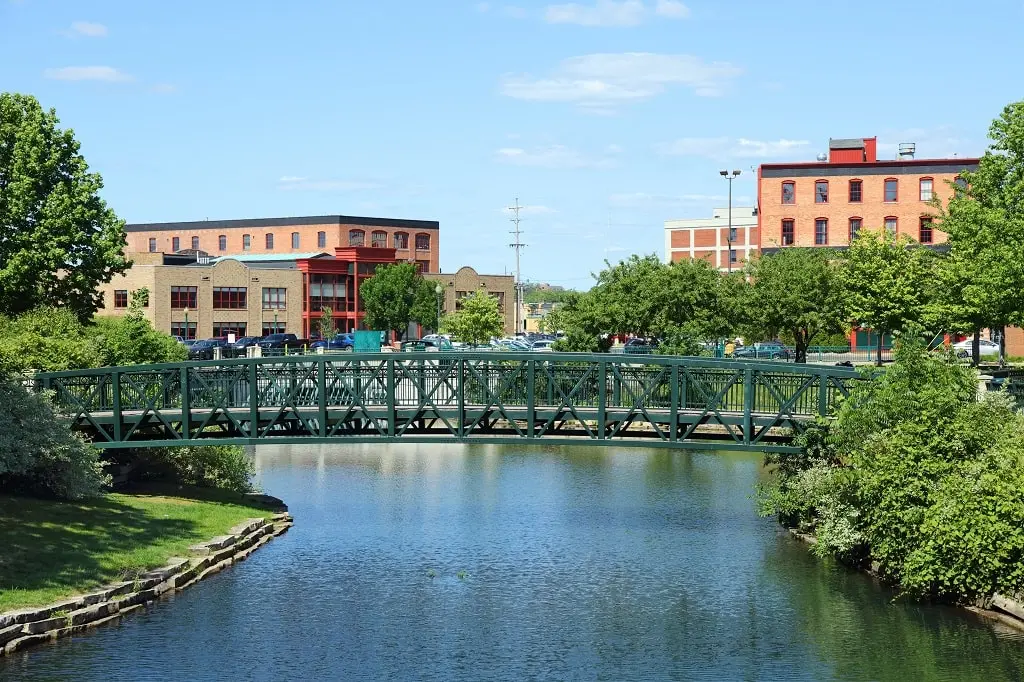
(0, 93, 128, 320)
(441, 290, 505, 345)
(317, 306, 334, 339)
(843, 230, 934, 366)
(932, 101, 1024, 366)
(359, 263, 437, 340)
(744, 248, 846, 363)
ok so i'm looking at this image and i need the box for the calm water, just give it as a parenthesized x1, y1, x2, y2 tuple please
(2, 443, 1023, 681)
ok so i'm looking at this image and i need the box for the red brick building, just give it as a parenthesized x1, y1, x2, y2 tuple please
(125, 214, 440, 274)
(758, 138, 978, 250)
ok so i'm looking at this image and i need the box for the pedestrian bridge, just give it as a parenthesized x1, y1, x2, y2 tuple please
(36, 352, 860, 453)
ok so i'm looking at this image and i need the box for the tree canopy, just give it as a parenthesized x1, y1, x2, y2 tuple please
(0, 93, 128, 320)
(359, 263, 438, 340)
(441, 290, 505, 345)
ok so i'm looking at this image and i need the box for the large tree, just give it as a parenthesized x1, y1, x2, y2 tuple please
(744, 248, 846, 364)
(359, 262, 438, 340)
(441, 290, 505, 345)
(932, 100, 1024, 366)
(0, 93, 128, 320)
(843, 230, 934, 365)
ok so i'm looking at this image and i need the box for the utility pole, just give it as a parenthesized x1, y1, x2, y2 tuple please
(719, 169, 741, 272)
(508, 198, 526, 335)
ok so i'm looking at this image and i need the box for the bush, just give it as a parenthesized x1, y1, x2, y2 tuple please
(759, 337, 1024, 602)
(91, 312, 186, 366)
(115, 445, 256, 494)
(0, 376, 108, 500)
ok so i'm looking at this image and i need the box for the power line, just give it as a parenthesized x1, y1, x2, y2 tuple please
(508, 198, 527, 333)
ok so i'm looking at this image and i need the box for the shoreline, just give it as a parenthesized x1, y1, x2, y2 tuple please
(786, 527, 1024, 634)
(1, 511, 293, 657)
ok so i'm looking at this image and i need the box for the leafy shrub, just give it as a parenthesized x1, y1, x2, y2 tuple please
(118, 445, 256, 494)
(91, 312, 186, 366)
(0, 376, 108, 500)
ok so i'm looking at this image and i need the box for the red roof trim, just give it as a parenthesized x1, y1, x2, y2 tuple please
(761, 157, 980, 170)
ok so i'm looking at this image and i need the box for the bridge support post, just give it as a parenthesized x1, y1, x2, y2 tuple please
(318, 356, 327, 437)
(456, 357, 465, 438)
(180, 366, 191, 441)
(597, 360, 607, 439)
(248, 361, 259, 438)
(743, 368, 753, 446)
(818, 370, 828, 417)
(387, 356, 396, 438)
(111, 370, 122, 443)
(669, 365, 679, 443)
(527, 358, 535, 438)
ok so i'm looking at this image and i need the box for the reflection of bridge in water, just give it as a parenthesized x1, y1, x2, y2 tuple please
(37, 352, 859, 453)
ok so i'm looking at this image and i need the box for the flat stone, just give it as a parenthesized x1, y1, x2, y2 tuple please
(229, 518, 266, 536)
(23, 617, 68, 635)
(3, 633, 50, 655)
(992, 593, 1024, 622)
(0, 624, 25, 647)
(203, 535, 237, 551)
(68, 603, 111, 627)
(141, 558, 189, 582)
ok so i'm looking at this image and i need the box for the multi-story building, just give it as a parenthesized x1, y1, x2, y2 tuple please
(424, 267, 516, 335)
(758, 137, 979, 251)
(124, 214, 440, 274)
(664, 207, 758, 271)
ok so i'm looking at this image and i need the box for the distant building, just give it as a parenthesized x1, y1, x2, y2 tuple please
(425, 267, 516, 335)
(664, 207, 758, 271)
(758, 137, 979, 251)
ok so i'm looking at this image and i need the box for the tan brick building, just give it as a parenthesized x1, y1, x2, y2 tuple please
(664, 207, 758, 272)
(124, 214, 440, 274)
(758, 137, 979, 250)
(425, 267, 516, 335)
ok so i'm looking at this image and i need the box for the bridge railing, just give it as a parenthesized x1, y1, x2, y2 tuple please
(34, 352, 860, 449)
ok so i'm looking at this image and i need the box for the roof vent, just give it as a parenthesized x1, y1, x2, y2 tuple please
(898, 142, 916, 160)
(816, 153, 828, 162)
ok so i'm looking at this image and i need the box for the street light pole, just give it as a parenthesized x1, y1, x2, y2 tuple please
(435, 283, 443, 334)
(719, 169, 742, 272)
(183, 307, 190, 340)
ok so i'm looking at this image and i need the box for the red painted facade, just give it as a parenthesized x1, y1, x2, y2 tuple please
(297, 247, 399, 336)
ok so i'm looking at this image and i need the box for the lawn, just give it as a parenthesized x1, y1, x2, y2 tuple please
(0, 491, 273, 612)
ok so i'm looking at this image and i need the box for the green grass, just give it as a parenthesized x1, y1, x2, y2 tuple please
(0, 491, 273, 612)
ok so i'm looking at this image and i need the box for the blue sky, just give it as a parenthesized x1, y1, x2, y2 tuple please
(2, 0, 1023, 287)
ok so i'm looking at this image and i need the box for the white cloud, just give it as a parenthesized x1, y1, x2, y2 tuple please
(149, 83, 178, 94)
(543, 0, 688, 26)
(658, 136, 809, 159)
(495, 145, 614, 169)
(43, 66, 133, 82)
(69, 21, 108, 37)
(277, 177, 383, 191)
(501, 53, 741, 108)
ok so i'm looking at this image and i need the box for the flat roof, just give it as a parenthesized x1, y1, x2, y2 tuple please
(207, 252, 330, 263)
(126, 214, 440, 233)
(761, 158, 979, 178)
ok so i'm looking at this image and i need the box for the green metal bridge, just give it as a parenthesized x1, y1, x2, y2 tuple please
(35, 352, 859, 453)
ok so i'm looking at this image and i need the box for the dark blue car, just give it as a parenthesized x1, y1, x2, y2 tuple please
(311, 333, 354, 351)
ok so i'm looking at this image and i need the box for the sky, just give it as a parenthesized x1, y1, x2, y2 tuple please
(2, 1, 1023, 288)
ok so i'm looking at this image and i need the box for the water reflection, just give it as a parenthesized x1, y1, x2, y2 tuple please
(2, 443, 1022, 682)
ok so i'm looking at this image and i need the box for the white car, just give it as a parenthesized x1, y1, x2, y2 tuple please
(952, 338, 1000, 354)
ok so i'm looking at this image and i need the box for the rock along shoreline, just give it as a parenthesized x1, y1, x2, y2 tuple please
(0, 511, 294, 657)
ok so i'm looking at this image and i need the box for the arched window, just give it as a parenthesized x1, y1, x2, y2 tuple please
(266, 233, 274, 250)
(371, 230, 387, 248)
(849, 217, 862, 242)
(243, 234, 251, 251)
(814, 218, 828, 245)
(191, 236, 200, 250)
(393, 232, 409, 249)
(218, 234, 227, 251)
(814, 180, 829, 204)
(919, 217, 934, 244)
(848, 179, 862, 202)
(415, 233, 430, 251)
(884, 216, 898, 236)
(349, 229, 365, 246)
(172, 236, 180, 252)
(317, 231, 326, 248)
(781, 219, 794, 245)
(884, 178, 898, 202)
(291, 232, 300, 249)
(919, 177, 934, 201)
(781, 181, 795, 204)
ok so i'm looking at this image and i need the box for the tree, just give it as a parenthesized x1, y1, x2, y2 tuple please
(318, 306, 334, 339)
(932, 100, 1024, 366)
(441, 290, 504, 345)
(359, 263, 438, 340)
(0, 93, 128, 320)
(744, 248, 846, 364)
(843, 230, 934, 366)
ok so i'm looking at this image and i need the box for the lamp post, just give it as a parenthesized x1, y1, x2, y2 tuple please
(435, 284, 443, 334)
(274, 311, 278, 333)
(183, 307, 190, 340)
(719, 169, 741, 272)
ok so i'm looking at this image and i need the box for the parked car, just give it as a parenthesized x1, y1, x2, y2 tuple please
(624, 337, 658, 354)
(530, 339, 555, 352)
(257, 333, 308, 352)
(952, 338, 1000, 357)
(494, 339, 531, 352)
(188, 337, 231, 361)
(228, 336, 262, 357)
(733, 341, 791, 361)
(400, 337, 453, 352)
(311, 333, 354, 351)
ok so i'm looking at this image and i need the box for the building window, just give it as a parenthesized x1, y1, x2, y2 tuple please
(317, 231, 326, 248)
(218, 234, 227, 251)
(172, 236, 180, 252)
(849, 218, 862, 242)
(728, 227, 737, 243)
(266, 233, 274, 250)
(262, 322, 286, 336)
(885, 217, 898, 236)
(781, 182, 795, 205)
(815, 180, 829, 203)
(729, 249, 738, 264)
(954, 176, 967, 198)
(262, 287, 287, 309)
(349, 229, 365, 246)
(415, 233, 430, 250)
(919, 217, 934, 244)
(416, 260, 430, 273)
(170, 286, 198, 309)
(371, 230, 387, 248)
(213, 323, 247, 338)
(171, 321, 197, 340)
(291, 232, 300, 249)
(243, 234, 251, 251)
(394, 232, 409, 249)
(113, 290, 128, 308)
(814, 219, 828, 245)
(849, 179, 862, 202)
(884, 178, 898, 202)
(213, 287, 247, 309)
(920, 178, 933, 201)
(781, 219, 794, 246)
(493, 291, 505, 313)
(148, 238, 157, 252)
(191, 236, 200, 250)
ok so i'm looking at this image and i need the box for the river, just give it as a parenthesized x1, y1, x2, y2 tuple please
(2, 443, 1023, 681)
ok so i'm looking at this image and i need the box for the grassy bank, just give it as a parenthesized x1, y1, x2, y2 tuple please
(0, 491, 274, 612)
